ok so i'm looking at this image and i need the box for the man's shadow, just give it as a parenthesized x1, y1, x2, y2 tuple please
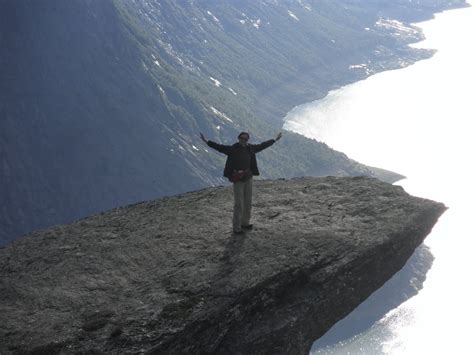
(210, 232, 248, 295)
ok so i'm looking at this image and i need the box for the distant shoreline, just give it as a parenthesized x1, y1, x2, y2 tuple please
(268, 2, 469, 184)
(256, 2, 469, 126)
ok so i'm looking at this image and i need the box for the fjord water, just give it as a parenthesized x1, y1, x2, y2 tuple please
(284, 3, 474, 354)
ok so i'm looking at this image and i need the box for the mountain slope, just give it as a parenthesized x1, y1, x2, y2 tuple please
(0, 0, 466, 245)
(1, 0, 212, 244)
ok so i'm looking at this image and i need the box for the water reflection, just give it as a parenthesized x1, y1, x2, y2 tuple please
(311, 245, 434, 354)
(285, 2, 474, 353)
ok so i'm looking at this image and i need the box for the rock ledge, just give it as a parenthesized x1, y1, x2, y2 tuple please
(0, 176, 446, 354)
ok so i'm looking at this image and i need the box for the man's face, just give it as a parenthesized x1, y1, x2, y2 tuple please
(239, 135, 249, 146)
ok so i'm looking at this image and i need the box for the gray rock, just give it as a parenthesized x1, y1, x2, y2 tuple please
(0, 176, 446, 354)
(311, 243, 434, 351)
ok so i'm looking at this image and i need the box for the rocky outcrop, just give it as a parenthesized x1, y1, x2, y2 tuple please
(0, 176, 446, 354)
(311, 243, 434, 351)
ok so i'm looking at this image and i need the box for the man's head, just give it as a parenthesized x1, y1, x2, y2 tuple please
(238, 132, 250, 146)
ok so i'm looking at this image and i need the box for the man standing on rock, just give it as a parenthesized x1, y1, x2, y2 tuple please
(200, 131, 282, 234)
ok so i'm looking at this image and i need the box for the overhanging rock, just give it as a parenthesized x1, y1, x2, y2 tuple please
(0, 176, 446, 354)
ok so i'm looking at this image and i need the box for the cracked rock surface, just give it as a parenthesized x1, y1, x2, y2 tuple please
(0, 176, 446, 354)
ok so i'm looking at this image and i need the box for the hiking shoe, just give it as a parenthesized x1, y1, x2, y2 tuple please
(233, 229, 245, 235)
(241, 224, 253, 230)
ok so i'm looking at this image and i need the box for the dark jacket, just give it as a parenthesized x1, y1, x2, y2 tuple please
(207, 139, 275, 180)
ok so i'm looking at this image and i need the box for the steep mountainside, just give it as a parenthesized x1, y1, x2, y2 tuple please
(0, 0, 466, 245)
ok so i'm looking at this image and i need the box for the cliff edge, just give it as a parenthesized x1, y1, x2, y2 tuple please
(0, 176, 446, 354)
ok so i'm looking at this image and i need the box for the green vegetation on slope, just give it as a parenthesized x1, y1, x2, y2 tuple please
(0, 0, 466, 244)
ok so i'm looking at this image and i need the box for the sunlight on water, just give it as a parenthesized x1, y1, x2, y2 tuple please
(284, 2, 474, 354)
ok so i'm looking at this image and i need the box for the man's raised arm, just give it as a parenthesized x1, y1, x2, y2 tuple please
(200, 132, 233, 155)
(252, 132, 283, 153)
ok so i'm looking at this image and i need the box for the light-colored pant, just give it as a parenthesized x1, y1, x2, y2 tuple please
(233, 176, 253, 232)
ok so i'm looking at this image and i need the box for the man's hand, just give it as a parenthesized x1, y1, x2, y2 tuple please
(275, 132, 283, 141)
(200, 132, 208, 143)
